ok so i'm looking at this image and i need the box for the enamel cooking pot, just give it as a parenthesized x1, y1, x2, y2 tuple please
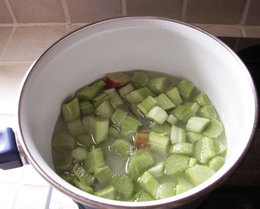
(0, 17, 258, 209)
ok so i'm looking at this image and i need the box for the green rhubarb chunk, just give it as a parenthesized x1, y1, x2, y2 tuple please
(176, 177, 194, 195)
(147, 106, 168, 124)
(155, 93, 176, 110)
(60, 173, 75, 184)
(189, 158, 197, 168)
(112, 174, 134, 199)
(91, 117, 109, 144)
(198, 105, 217, 119)
(71, 147, 88, 162)
(121, 115, 141, 135)
(82, 115, 95, 133)
(187, 165, 215, 185)
(166, 114, 178, 125)
(208, 156, 225, 171)
(73, 178, 94, 194)
(149, 122, 171, 136)
(91, 148, 106, 172)
(111, 108, 127, 128)
(131, 71, 149, 88)
(203, 119, 224, 138)
(95, 165, 113, 186)
(52, 133, 76, 150)
(147, 77, 170, 94)
(130, 104, 145, 121)
(76, 80, 105, 100)
(169, 143, 193, 155)
(133, 190, 154, 202)
(195, 92, 211, 106)
(138, 171, 160, 200)
(67, 119, 86, 136)
(54, 153, 73, 171)
(213, 139, 227, 154)
(178, 79, 195, 100)
(171, 102, 199, 123)
(71, 163, 86, 177)
(118, 83, 135, 97)
(94, 185, 116, 200)
(92, 93, 109, 107)
(105, 88, 124, 108)
(166, 87, 183, 105)
(79, 100, 95, 115)
(147, 162, 164, 178)
(186, 117, 210, 133)
(149, 131, 169, 153)
(194, 137, 216, 164)
(61, 97, 80, 123)
(187, 132, 204, 143)
(125, 87, 153, 103)
(164, 154, 189, 176)
(83, 150, 95, 173)
(77, 134, 94, 148)
(111, 139, 132, 159)
(109, 126, 121, 139)
(127, 150, 154, 181)
(137, 96, 158, 115)
(170, 125, 186, 144)
(95, 100, 114, 119)
(159, 182, 176, 199)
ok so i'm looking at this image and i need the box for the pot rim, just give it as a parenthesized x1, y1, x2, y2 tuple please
(17, 16, 259, 208)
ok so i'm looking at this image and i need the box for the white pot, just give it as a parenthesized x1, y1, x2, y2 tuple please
(17, 17, 258, 209)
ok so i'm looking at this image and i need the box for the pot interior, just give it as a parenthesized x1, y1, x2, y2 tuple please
(18, 17, 257, 208)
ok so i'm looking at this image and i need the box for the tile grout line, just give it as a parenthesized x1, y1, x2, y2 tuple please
(239, 26, 247, 37)
(181, 0, 188, 22)
(4, 0, 17, 24)
(60, 0, 71, 34)
(0, 22, 68, 27)
(0, 26, 16, 62)
(239, 0, 251, 25)
(121, 0, 127, 16)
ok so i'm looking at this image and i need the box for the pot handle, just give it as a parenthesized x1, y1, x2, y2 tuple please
(0, 127, 23, 169)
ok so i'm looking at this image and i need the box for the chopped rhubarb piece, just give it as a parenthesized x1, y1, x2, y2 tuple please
(105, 72, 129, 87)
(135, 131, 149, 149)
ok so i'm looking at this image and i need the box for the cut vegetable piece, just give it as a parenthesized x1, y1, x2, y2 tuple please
(92, 93, 109, 107)
(77, 134, 94, 148)
(135, 131, 149, 149)
(213, 139, 227, 154)
(105, 72, 130, 87)
(84, 151, 94, 173)
(82, 115, 95, 133)
(61, 97, 80, 123)
(176, 178, 194, 195)
(170, 125, 186, 144)
(130, 104, 145, 121)
(95, 100, 114, 119)
(71, 147, 88, 162)
(138, 171, 160, 199)
(125, 87, 152, 103)
(164, 154, 189, 175)
(133, 190, 154, 202)
(131, 71, 149, 88)
(194, 137, 216, 164)
(52, 133, 76, 150)
(95, 166, 113, 186)
(169, 143, 193, 155)
(198, 105, 217, 119)
(82, 173, 95, 186)
(137, 96, 158, 115)
(149, 131, 169, 153)
(111, 108, 127, 128)
(159, 182, 176, 199)
(73, 178, 94, 194)
(203, 119, 224, 138)
(109, 126, 121, 139)
(67, 119, 86, 136)
(76, 80, 105, 100)
(171, 102, 199, 123)
(121, 116, 141, 135)
(147, 77, 170, 94)
(166, 114, 178, 125)
(147, 106, 168, 124)
(54, 153, 73, 171)
(112, 174, 134, 199)
(155, 93, 176, 110)
(208, 156, 225, 171)
(79, 100, 95, 115)
(91, 148, 106, 171)
(189, 158, 197, 168)
(166, 87, 183, 105)
(195, 92, 211, 106)
(127, 150, 154, 181)
(186, 117, 210, 133)
(147, 162, 164, 178)
(187, 132, 204, 143)
(91, 117, 109, 144)
(178, 79, 195, 100)
(119, 83, 134, 97)
(105, 88, 124, 108)
(94, 185, 116, 200)
(150, 122, 171, 136)
(111, 139, 132, 158)
(60, 173, 74, 183)
(71, 163, 86, 177)
(187, 165, 215, 185)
